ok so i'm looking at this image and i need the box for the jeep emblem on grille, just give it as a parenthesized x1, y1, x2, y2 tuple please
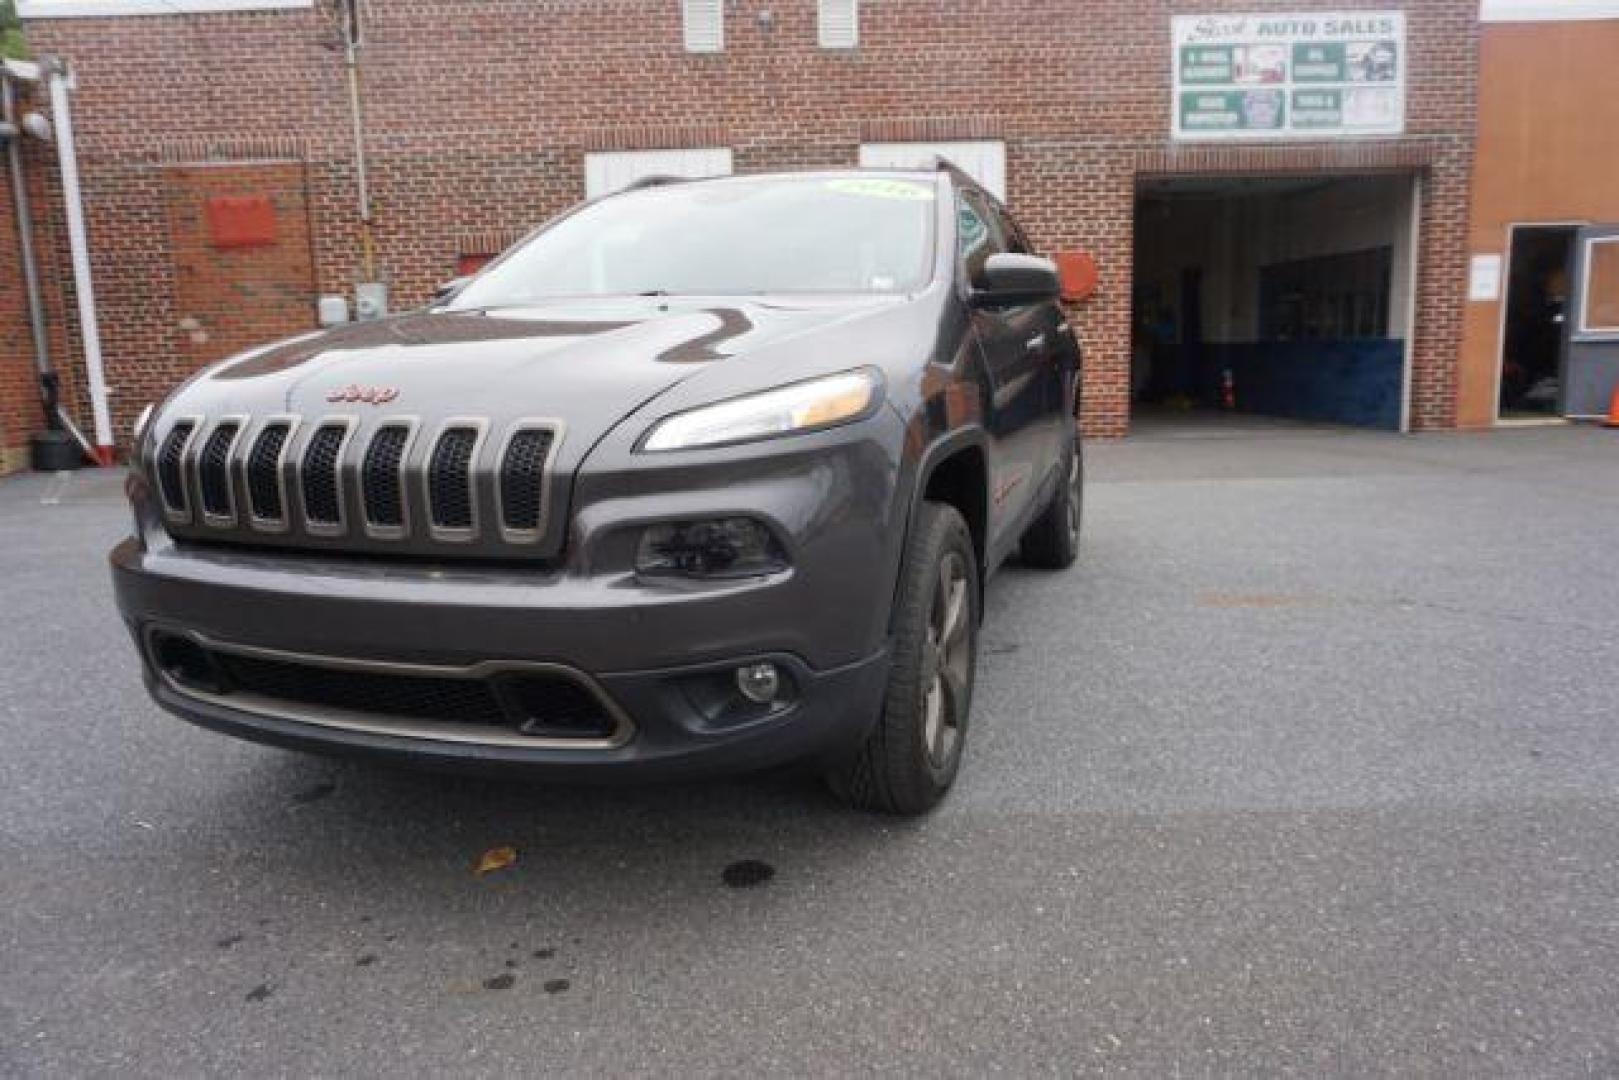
(326, 384, 400, 405)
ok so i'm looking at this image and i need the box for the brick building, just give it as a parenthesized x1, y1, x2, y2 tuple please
(1, 0, 1481, 473)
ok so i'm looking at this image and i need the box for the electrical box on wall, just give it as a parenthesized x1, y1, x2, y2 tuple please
(317, 295, 351, 327)
(354, 282, 388, 322)
(205, 195, 277, 249)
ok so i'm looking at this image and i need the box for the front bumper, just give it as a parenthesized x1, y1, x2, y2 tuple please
(111, 537, 891, 780)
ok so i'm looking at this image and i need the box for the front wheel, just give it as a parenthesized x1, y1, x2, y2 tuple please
(826, 501, 978, 815)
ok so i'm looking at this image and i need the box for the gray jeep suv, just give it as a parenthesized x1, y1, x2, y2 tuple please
(111, 163, 1083, 813)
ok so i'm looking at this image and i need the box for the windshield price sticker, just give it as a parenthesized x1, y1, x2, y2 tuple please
(1171, 12, 1405, 141)
(826, 178, 936, 201)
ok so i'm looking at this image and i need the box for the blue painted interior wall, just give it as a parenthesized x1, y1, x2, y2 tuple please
(1213, 340, 1405, 430)
(1164, 340, 1406, 430)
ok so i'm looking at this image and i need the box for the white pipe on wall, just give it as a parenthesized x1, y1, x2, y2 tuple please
(46, 59, 114, 465)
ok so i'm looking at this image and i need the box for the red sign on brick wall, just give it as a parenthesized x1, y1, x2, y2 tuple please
(205, 195, 277, 249)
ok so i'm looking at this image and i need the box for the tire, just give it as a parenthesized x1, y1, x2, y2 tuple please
(1019, 431, 1082, 570)
(826, 502, 979, 815)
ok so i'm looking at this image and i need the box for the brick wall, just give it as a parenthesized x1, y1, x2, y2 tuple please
(15, 0, 1478, 450)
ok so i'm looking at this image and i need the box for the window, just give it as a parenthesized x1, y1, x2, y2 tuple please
(859, 141, 1007, 202)
(1480, 0, 1619, 22)
(682, 0, 723, 52)
(1579, 238, 1619, 334)
(448, 176, 937, 305)
(1258, 248, 1393, 342)
(956, 191, 1008, 284)
(818, 0, 858, 48)
(17, 0, 309, 15)
(583, 149, 734, 200)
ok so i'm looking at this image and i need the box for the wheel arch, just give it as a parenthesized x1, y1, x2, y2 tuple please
(894, 428, 991, 627)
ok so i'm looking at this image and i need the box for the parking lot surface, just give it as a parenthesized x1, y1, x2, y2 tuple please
(4, 423, 1618, 1076)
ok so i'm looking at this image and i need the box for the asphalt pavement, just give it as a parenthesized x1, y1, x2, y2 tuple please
(3, 420, 1618, 1076)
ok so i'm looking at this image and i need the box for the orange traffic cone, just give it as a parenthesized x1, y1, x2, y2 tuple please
(1607, 383, 1619, 428)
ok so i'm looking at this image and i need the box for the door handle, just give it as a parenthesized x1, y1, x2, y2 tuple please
(1024, 333, 1047, 355)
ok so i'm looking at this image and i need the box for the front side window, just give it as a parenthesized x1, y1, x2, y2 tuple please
(956, 190, 1008, 284)
(450, 177, 937, 305)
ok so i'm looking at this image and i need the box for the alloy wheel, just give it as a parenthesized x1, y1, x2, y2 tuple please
(921, 551, 971, 769)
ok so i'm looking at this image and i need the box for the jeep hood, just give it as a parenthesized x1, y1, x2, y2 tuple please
(146, 295, 911, 561)
(177, 296, 901, 438)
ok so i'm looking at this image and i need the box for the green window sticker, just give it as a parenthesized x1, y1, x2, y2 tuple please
(825, 178, 936, 201)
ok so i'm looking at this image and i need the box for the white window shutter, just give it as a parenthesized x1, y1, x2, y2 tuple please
(584, 149, 735, 199)
(858, 141, 1008, 202)
(683, 0, 724, 52)
(818, 0, 858, 48)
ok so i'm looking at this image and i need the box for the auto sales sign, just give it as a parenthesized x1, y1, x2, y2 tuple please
(1172, 12, 1406, 141)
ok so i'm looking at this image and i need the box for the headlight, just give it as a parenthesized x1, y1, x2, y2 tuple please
(636, 517, 788, 578)
(132, 403, 154, 443)
(639, 368, 881, 453)
(131, 403, 155, 467)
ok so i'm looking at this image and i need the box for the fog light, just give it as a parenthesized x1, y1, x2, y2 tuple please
(735, 662, 781, 704)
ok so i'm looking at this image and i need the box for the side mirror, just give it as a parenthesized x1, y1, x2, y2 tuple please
(431, 276, 471, 304)
(971, 253, 1062, 306)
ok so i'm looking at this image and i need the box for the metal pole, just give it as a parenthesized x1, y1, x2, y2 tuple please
(2, 75, 55, 426)
(45, 58, 114, 464)
(342, 0, 375, 281)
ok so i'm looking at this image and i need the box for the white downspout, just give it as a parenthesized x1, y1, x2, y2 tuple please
(45, 57, 114, 465)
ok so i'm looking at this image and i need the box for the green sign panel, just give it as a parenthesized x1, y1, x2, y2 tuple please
(1291, 89, 1343, 127)
(1172, 12, 1406, 140)
(1180, 46, 1235, 83)
(1291, 42, 1346, 82)
(1179, 90, 1287, 132)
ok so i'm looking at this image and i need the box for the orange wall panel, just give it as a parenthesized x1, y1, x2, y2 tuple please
(1459, 20, 1619, 426)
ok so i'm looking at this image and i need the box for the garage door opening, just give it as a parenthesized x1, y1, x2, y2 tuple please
(1131, 174, 1418, 431)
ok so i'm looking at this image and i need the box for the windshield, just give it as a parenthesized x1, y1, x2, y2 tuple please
(449, 176, 937, 306)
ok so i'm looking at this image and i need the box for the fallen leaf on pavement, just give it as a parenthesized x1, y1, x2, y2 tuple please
(475, 846, 518, 876)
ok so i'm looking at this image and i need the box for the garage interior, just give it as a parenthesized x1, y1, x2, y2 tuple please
(1131, 174, 1418, 431)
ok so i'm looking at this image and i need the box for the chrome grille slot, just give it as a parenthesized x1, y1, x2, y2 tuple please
(499, 427, 554, 535)
(300, 424, 349, 529)
(156, 420, 196, 517)
(427, 425, 479, 534)
(246, 422, 292, 523)
(362, 424, 411, 532)
(197, 421, 241, 520)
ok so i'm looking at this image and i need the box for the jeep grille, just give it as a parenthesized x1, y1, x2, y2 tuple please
(150, 414, 562, 558)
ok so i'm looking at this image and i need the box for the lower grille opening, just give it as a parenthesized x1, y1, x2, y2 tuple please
(153, 633, 229, 695)
(217, 652, 509, 725)
(498, 673, 618, 739)
(150, 635, 618, 742)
